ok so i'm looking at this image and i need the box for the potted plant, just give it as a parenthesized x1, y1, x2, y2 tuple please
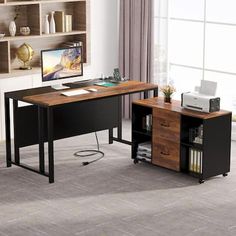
(160, 85, 176, 103)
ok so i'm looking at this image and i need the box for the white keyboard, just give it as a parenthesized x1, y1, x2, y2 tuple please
(61, 89, 90, 97)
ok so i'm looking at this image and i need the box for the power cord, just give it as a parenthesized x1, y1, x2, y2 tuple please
(73, 132, 104, 166)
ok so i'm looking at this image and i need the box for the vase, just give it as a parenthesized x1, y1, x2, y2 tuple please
(49, 11, 56, 34)
(164, 96, 171, 103)
(9, 21, 16, 37)
(44, 15, 50, 34)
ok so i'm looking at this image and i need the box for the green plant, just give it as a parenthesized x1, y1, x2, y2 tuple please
(160, 85, 176, 98)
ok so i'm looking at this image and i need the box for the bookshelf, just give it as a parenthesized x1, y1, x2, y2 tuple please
(132, 97, 232, 183)
(0, 0, 89, 78)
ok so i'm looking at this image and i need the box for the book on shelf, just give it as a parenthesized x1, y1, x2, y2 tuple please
(138, 141, 151, 152)
(142, 114, 152, 132)
(62, 41, 83, 47)
(189, 148, 202, 174)
(137, 151, 151, 158)
(65, 15, 72, 32)
(54, 11, 65, 32)
(136, 155, 151, 162)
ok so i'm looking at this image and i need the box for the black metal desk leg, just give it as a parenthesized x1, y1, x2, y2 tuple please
(47, 108, 54, 183)
(38, 107, 45, 173)
(144, 91, 149, 99)
(5, 96, 11, 167)
(117, 96, 122, 139)
(13, 99, 20, 164)
(109, 129, 113, 144)
(154, 88, 158, 97)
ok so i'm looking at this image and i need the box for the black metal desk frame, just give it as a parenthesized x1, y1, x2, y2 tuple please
(5, 85, 158, 183)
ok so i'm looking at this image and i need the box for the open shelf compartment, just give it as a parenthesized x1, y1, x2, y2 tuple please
(132, 104, 152, 162)
(0, 4, 40, 36)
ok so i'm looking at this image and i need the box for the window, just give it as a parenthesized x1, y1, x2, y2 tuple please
(154, 0, 236, 120)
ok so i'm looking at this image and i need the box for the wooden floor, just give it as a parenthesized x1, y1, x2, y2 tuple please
(0, 121, 236, 236)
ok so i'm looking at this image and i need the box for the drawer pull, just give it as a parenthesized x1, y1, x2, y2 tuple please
(160, 122, 170, 128)
(161, 151, 170, 156)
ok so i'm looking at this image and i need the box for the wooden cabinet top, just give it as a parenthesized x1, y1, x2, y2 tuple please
(133, 97, 231, 119)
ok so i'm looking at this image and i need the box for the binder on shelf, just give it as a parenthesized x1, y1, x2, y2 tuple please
(197, 151, 201, 173)
(189, 149, 193, 171)
(193, 150, 196, 172)
(54, 11, 65, 32)
(200, 151, 203, 174)
(189, 148, 202, 174)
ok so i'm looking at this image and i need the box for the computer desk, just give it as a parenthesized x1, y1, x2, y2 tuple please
(5, 80, 158, 183)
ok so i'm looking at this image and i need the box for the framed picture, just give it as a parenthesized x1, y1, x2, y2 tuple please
(113, 68, 121, 81)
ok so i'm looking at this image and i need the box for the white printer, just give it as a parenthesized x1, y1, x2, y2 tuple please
(181, 80, 220, 113)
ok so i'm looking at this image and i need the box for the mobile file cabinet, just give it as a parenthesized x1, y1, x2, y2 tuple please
(132, 97, 232, 183)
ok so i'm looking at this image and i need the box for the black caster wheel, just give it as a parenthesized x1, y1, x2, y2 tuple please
(199, 179, 205, 184)
(133, 159, 139, 164)
(223, 173, 228, 177)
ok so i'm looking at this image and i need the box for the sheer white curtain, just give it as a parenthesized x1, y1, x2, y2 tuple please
(154, 0, 236, 118)
(153, 0, 169, 86)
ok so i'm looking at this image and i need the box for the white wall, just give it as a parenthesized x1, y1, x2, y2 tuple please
(85, 0, 119, 78)
(0, 0, 119, 141)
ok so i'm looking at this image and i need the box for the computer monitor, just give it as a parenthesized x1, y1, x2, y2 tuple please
(41, 46, 83, 90)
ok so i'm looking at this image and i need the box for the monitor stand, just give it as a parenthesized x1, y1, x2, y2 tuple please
(51, 84, 69, 90)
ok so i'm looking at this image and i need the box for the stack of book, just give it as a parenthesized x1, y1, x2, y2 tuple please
(54, 11, 73, 33)
(189, 148, 202, 174)
(61, 41, 83, 48)
(136, 142, 152, 162)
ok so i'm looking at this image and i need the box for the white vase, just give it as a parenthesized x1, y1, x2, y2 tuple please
(49, 11, 56, 34)
(9, 21, 16, 37)
(44, 15, 50, 34)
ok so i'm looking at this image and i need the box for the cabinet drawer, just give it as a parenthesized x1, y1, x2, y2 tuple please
(153, 109, 180, 141)
(152, 138, 180, 171)
(153, 108, 180, 120)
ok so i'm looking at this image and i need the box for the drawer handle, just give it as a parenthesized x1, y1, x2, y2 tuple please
(160, 122, 170, 128)
(161, 151, 170, 156)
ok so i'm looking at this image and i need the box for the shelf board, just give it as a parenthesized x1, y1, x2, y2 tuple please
(188, 171, 202, 178)
(4, 0, 86, 6)
(0, 31, 86, 42)
(40, 31, 87, 38)
(0, 67, 41, 80)
(133, 129, 152, 137)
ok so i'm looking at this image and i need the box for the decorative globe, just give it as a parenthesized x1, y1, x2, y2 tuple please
(16, 43, 34, 70)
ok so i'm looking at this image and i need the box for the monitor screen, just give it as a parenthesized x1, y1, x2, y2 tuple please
(41, 46, 83, 82)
